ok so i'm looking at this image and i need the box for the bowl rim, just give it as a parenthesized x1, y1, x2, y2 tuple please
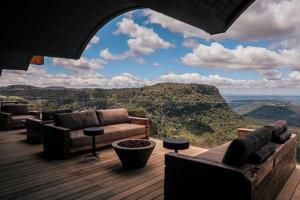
(112, 139, 156, 150)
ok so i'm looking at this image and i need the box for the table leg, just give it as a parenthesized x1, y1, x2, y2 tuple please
(85, 136, 99, 160)
(92, 136, 96, 156)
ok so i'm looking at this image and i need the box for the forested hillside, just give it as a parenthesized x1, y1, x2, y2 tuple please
(0, 83, 247, 147)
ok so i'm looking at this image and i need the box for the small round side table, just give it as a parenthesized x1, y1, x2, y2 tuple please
(84, 127, 104, 159)
(163, 138, 189, 153)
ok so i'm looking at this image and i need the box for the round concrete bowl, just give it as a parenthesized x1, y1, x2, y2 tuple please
(112, 139, 156, 169)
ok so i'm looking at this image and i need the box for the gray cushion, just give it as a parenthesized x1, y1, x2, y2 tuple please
(42, 109, 72, 121)
(54, 111, 99, 130)
(96, 108, 130, 126)
(248, 142, 276, 165)
(70, 123, 146, 147)
(1, 104, 29, 115)
(222, 127, 272, 167)
(272, 131, 291, 144)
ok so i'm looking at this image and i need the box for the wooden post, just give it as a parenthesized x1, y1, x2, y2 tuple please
(30, 56, 44, 65)
(237, 128, 255, 137)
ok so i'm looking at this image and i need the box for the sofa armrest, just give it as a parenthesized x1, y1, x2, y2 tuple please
(43, 124, 71, 159)
(44, 124, 70, 132)
(129, 116, 150, 138)
(0, 112, 12, 130)
(25, 118, 52, 143)
(29, 111, 41, 118)
(25, 118, 42, 129)
(0, 112, 11, 118)
(164, 152, 251, 200)
(129, 116, 149, 125)
(25, 118, 53, 129)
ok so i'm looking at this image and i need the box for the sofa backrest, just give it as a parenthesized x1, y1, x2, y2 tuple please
(42, 109, 72, 121)
(1, 104, 29, 115)
(54, 111, 99, 130)
(222, 127, 272, 167)
(96, 108, 130, 126)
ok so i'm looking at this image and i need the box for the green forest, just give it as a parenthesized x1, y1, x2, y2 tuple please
(1, 83, 248, 148)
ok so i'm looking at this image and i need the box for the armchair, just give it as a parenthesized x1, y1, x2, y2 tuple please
(0, 104, 38, 130)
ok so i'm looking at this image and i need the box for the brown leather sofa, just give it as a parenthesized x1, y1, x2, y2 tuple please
(25, 109, 73, 144)
(0, 104, 39, 130)
(164, 122, 296, 200)
(43, 108, 150, 159)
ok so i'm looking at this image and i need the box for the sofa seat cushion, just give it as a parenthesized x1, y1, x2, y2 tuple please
(11, 115, 36, 122)
(96, 108, 130, 126)
(70, 123, 146, 147)
(194, 142, 230, 164)
(54, 111, 99, 130)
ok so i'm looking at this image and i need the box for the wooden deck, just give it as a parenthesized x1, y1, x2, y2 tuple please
(0, 129, 300, 200)
(0, 129, 207, 200)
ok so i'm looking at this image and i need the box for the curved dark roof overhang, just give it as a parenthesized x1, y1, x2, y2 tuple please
(0, 0, 255, 72)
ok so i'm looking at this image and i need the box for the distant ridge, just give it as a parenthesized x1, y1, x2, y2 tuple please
(231, 99, 300, 128)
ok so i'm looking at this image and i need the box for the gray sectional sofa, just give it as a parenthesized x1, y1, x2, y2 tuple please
(164, 121, 296, 200)
(0, 104, 39, 130)
(25, 109, 73, 143)
(43, 108, 150, 159)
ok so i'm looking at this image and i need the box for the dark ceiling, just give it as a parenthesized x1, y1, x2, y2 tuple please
(0, 0, 255, 74)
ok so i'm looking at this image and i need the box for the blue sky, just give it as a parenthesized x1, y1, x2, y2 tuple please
(2, 0, 300, 95)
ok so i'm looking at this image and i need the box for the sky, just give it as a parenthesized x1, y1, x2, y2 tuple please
(1, 0, 300, 95)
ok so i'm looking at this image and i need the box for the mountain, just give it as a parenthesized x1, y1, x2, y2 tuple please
(0, 83, 246, 148)
(230, 99, 300, 128)
(225, 95, 300, 106)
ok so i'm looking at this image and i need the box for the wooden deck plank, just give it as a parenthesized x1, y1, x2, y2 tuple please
(0, 129, 206, 200)
(0, 129, 299, 200)
(291, 167, 300, 200)
(276, 166, 300, 200)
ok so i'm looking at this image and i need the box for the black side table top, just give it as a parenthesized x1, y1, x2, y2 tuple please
(84, 127, 104, 136)
(163, 138, 189, 152)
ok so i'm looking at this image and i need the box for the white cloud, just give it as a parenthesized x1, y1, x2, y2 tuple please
(144, 9, 206, 38)
(181, 42, 300, 70)
(144, 1, 300, 43)
(52, 57, 106, 74)
(99, 48, 128, 60)
(157, 72, 300, 95)
(134, 57, 147, 65)
(1, 67, 300, 95)
(100, 17, 174, 64)
(289, 71, 300, 81)
(86, 35, 100, 49)
(0, 67, 105, 88)
(0, 67, 149, 89)
(221, 0, 300, 41)
(107, 72, 150, 88)
(182, 38, 198, 49)
(153, 62, 160, 67)
(258, 70, 283, 80)
(115, 17, 174, 54)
